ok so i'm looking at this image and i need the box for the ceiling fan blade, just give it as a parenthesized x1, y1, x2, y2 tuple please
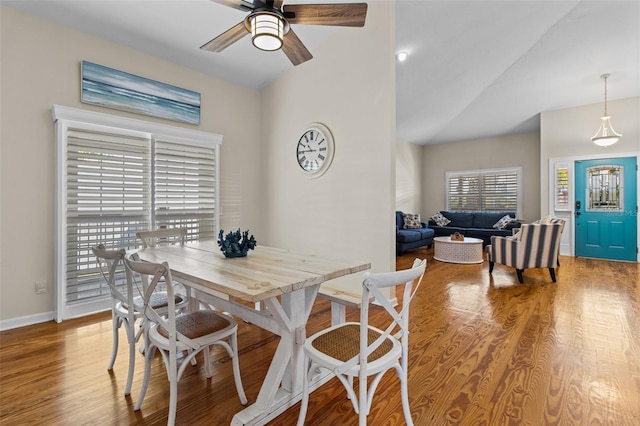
(200, 21, 249, 52)
(211, 0, 258, 12)
(282, 29, 313, 66)
(283, 3, 368, 27)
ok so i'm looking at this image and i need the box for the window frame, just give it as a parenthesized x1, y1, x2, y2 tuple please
(53, 105, 221, 322)
(445, 167, 523, 217)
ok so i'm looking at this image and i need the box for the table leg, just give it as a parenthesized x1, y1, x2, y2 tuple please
(331, 302, 346, 326)
(231, 285, 319, 426)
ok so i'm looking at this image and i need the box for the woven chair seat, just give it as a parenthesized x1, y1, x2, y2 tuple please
(298, 259, 427, 426)
(311, 324, 393, 363)
(126, 292, 185, 310)
(124, 253, 247, 425)
(158, 311, 232, 339)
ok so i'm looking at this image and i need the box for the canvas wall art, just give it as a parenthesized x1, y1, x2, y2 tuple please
(81, 61, 201, 125)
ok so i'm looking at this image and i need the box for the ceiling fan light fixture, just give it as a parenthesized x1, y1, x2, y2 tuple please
(249, 12, 285, 51)
(591, 74, 622, 147)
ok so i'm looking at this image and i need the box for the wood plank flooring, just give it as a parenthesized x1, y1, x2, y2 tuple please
(1, 249, 639, 425)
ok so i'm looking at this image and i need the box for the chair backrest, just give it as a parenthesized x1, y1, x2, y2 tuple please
(516, 220, 565, 268)
(92, 245, 132, 308)
(136, 228, 187, 249)
(338, 259, 427, 374)
(123, 253, 198, 351)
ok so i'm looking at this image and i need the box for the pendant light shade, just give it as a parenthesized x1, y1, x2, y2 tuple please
(591, 74, 622, 147)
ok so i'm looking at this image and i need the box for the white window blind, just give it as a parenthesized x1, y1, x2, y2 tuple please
(554, 165, 569, 210)
(66, 128, 151, 306)
(154, 139, 216, 241)
(446, 167, 522, 215)
(54, 105, 221, 321)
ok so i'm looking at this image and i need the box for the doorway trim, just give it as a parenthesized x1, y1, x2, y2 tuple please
(548, 151, 639, 261)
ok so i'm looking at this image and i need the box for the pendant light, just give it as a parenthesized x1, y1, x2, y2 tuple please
(591, 73, 622, 147)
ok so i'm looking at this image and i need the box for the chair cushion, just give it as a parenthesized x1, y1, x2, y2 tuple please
(311, 324, 393, 362)
(396, 230, 422, 243)
(130, 292, 185, 310)
(472, 212, 515, 229)
(414, 227, 435, 238)
(442, 211, 473, 228)
(402, 213, 422, 229)
(158, 311, 232, 339)
(467, 228, 511, 239)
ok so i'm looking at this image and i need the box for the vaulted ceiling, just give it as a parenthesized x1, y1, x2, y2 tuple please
(5, 0, 639, 145)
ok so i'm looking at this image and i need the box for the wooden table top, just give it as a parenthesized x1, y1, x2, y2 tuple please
(135, 240, 371, 303)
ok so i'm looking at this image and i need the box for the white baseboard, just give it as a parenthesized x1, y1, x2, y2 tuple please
(0, 311, 55, 331)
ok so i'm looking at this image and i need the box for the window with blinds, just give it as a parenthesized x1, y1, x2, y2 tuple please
(554, 165, 570, 210)
(54, 105, 221, 321)
(154, 140, 216, 240)
(446, 167, 522, 215)
(66, 128, 152, 305)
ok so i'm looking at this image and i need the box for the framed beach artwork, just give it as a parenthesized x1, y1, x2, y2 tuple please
(81, 61, 201, 125)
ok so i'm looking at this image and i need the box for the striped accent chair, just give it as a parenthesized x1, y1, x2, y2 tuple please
(487, 218, 565, 283)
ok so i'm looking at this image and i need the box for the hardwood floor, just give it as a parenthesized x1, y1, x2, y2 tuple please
(1, 249, 639, 425)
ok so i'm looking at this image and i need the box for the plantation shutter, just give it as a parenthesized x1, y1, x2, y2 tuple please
(65, 128, 151, 305)
(448, 175, 481, 212)
(54, 105, 222, 322)
(66, 127, 151, 308)
(554, 165, 570, 210)
(481, 171, 518, 211)
(154, 139, 216, 241)
(446, 168, 522, 215)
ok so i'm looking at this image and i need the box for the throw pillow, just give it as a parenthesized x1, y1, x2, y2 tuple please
(493, 214, 514, 229)
(431, 212, 451, 227)
(403, 213, 423, 229)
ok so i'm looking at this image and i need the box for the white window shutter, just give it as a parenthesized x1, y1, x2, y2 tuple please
(65, 127, 152, 311)
(446, 167, 522, 216)
(153, 138, 216, 241)
(53, 105, 222, 321)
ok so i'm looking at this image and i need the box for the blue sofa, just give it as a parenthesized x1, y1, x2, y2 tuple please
(428, 211, 519, 247)
(396, 211, 435, 256)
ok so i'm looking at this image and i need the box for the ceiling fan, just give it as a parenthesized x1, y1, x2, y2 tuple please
(200, 0, 368, 66)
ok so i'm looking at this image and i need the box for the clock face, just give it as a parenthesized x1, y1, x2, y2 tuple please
(297, 123, 334, 177)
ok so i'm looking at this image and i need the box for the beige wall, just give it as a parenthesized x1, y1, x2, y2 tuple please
(540, 96, 640, 215)
(0, 3, 397, 325)
(0, 6, 264, 323)
(421, 132, 541, 223)
(396, 140, 423, 215)
(261, 1, 396, 293)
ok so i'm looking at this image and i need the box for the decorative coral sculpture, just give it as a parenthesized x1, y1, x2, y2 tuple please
(217, 229, 257, 258)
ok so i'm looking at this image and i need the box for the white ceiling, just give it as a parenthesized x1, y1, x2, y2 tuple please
(4, 0, 640, 145)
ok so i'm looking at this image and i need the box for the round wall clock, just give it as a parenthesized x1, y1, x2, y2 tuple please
(296, 123, 334, 178)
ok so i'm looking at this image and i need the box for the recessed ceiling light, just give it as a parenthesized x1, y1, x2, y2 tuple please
(396, 51, 409, 62)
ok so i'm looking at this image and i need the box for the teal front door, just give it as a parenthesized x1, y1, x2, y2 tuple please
(575, 157, 637, 261)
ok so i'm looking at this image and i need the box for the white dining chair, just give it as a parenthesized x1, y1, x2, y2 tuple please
(92, 244, 140, 396)
(124, 253, 247, 426)
(136, 228, 188, 249)
(297, 258, 427, 426)
(136, 228, 190, 317)
(93, 242, 193, 395)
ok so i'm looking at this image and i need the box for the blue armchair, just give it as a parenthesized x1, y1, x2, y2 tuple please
(396, 211, 435, 256)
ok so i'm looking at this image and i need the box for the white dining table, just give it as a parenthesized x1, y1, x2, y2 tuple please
(135, 240, 370, 425)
